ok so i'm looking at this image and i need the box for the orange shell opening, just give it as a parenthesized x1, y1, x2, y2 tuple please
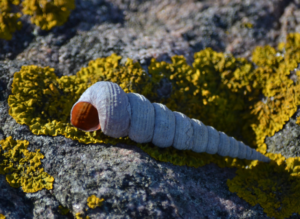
(71, 102, 101, 131)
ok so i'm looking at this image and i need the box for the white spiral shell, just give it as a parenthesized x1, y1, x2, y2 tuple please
(70, 81, 270, 162)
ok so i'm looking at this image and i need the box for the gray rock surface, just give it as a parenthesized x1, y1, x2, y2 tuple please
(265, 108, 300, 158)
(0, 174, 34, 219)
(0, 0, 300, 218)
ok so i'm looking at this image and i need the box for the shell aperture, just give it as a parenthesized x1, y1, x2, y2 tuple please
(71, 102, 100, 131)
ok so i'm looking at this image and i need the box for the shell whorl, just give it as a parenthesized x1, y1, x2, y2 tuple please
(70, 81, 130, 138)
(152, 103, 176, 148)
(127, 93, 155, 143)
(70, 81, 270, 162)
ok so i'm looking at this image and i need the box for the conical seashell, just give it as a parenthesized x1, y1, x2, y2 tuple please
(70, 81, 270, 162)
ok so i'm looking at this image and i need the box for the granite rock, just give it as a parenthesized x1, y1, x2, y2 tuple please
(1, 0, 300, 218)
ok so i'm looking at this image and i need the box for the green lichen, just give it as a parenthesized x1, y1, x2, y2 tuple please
(22, 0, 75, 31)
(0, 0, 22, 40)
(0, 136, 54, 193)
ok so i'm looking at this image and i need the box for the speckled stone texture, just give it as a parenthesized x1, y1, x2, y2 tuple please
(265, 108, 300, 158)
(0, 0, 300, 218)
(0, 0, 293, 75)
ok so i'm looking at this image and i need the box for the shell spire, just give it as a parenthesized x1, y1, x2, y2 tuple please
(70, 81, 270, 162)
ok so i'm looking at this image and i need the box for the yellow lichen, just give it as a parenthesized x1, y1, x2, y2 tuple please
(227, 154, 300, 219)
(86, 195, 104, 209)
(0, 0, 22, 40)
(22, 0, 75, 30)
(250, 34, 300, 155)
(0, 0, 75, 40)
(227, 33, 300, 219)
(0, 136, 54, 193)
(296, 116, 300, 125)
(243, 22, 253, 29)
(285, 157, 300, 177)
(251, 44, 299, 154)
(75, 213, 90, 219)
(8, 55, 155, 147)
